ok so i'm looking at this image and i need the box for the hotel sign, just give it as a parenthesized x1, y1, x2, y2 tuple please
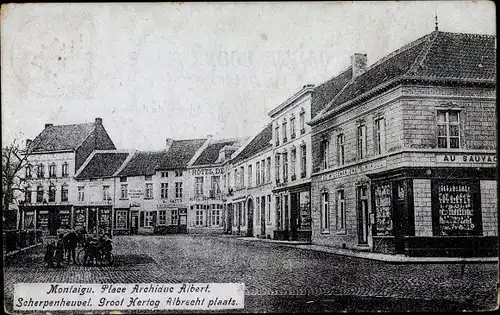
(191, 167, 225, 176)
(320, 160, 387, 181)
(436, 153, 496, 165)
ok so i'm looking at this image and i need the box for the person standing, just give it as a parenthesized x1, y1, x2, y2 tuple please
(66, 229, 78, 264)
(54, 233, 65, 268)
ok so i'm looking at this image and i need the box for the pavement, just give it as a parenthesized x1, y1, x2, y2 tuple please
(235, 236, 499, 264)
(4, 234, 499, 313)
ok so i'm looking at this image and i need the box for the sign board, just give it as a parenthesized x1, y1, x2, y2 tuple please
(191, 168, 225, 176)
(436, 153, 496, 165)
(129, 189, 144, 199)
(320, 159, 387, 181)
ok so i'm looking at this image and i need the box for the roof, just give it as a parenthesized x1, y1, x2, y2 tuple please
(76, 152, 130, 180)
(192, 139, 244, 166)
(311, 67, 353, 118)
(232, 124, 272, 165)
(157, 139, 207, 170)
(117, 151, 167, 177)
(28, 123, 95, 153)
(315, 31, 496, 122)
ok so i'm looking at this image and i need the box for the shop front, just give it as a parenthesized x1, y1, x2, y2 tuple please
(155, 204, 188, 234)
(20, 205, 72, 236)
(273, 183, 312, 242)
(73, 205, 113, 236)
(113, 208, 130, 235)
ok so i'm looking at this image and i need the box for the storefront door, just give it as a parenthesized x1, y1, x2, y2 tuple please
(49, 209, 59, 236)
(247, 199, 254, 237)
(178, 208, 187, 233)
(283, 195, 289, 240)
(357, 186, 369, 245)
(290, 193, 298, 241)
(130, 213, 138, 234)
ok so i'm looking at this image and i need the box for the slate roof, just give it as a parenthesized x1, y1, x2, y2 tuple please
(311, 66, 353, 118)
(117, 151, 167, 177)
(315, 31, 496, 122)
(28, 123, 96, 153)
(192, 139, 246, 166)
(157, 139, 207, 170)
(76, 152, 130, 180)
(232, 124, 272, 165)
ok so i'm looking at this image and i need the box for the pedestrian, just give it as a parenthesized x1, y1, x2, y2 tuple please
(54, 233, 65, 268)
(44, 241, 55, 268)
(66, 229, 78, 264)
(63, 231, 71, 262)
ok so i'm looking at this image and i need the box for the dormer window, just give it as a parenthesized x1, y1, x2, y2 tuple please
(62, 162, 69, 177)
(49, 163, 57, 178)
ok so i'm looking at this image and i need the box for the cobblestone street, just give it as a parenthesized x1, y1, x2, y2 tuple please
(4, 235, 498, 312)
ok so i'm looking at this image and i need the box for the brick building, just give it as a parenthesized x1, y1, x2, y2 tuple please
(308, 30, 497, 256)
(20, 118, 116, 235)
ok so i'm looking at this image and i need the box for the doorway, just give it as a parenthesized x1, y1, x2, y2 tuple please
(246, 198, 254, 237)
(130, 213, 138, 235)
(290, 193, 299, 241)
(357, 186, 369, 245)
(260, 197, 266, 237)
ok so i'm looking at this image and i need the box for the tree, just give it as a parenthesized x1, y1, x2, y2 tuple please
(2, 139, 32, 229)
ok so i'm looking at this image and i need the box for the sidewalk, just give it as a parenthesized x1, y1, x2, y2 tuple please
(236, 237, 498, 264)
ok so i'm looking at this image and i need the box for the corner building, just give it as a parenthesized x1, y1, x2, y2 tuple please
(309, 31, 497, 257)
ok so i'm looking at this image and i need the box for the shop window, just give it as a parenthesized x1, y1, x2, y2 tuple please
(290, 115, 296, 139)
(171, 209, 179, 225)
(49, 185, 56, 202)
(266, 157, 271, 183)
(144, 211, 154, 228)
(357, 124, 367, 160)
(300, 144, 307, 178)
(321, 192, 330, 232)
(49, 163, 56, 178)
(337, 134, 345, 166)
(103, 185, 110, 201)
(373, 183, 393, 236)
(61, 185, 68, 202)
(432, 180, 481, 236)
(24, 211, 35, 229)
(211, 208, 221, 226)
(437, 110, 461, 149)
(175, 182, 183, 198)
(195, 210, 204, 226)
(25, 187, 31, 204)
(78, 186, 85, 202)
(145, 183, 153, 199)
(195, 177, 204, 196)
(291, 147, 297, 180)
(158, 210, 167, 225)
(120, 184, 128, 199)
(115, 210, 128, 229)
(36, 186, 44, 203)
(298, 191, 311, 230)
(62, 162, 69, 177)
(374, 117, 386, 155)
(161, 183, 168, 199)
(175, 170, 183, 177)
(25, 165, 32, 179)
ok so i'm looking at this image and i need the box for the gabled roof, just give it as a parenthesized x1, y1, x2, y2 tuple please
(157, 139, 207, 170)
(314, 31, 496, 123)
(117, 151, 167, 177)
(28, 123, 96, 153)
(232, 124, 272, 165)
(311, 67, 353, 118)
(192, 138, 245, 166)
(76, 152, 130, 180)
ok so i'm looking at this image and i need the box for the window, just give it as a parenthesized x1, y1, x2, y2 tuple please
(37, 164, 45, 178)
(195, 210, 204, 226)
(161, 171, 168, 178)
(321, 192, 330, 232)
(171, 209, 179, 225)
(337, 134, 345, 166)
(321, 136, 329, 169)
(61, 185, 68, 202)
(62, 162, 69, 177)
(242, 201, 246, 225)
(300, 144, 307, 178)
(161, 183, 168, 199)
(374, 117, 386, 155)
(240, 166, 245, 188)
(248, 164, 253, 188)
(25, 186, 31, 203)
(256, 197, 260, 223)
(211, 206, 221, 226)
(291, 147, 297, 180)
(299, 110, 305, 134)
(25, 165, 32, 178)
(78, 186, 85, 202)
(290, 116, 296, 139)
(275, 125, 280, 146)
(275, 154, 280, 184)
(120, 184, 128, 199)
(144, 211, 154, 228)
(175, 182, 183, 198)
(102, 185, 110, 201)
(145, 183, 153, 198)
(267, 195, 271, 223)
(336, 190, 346, 232)
(36, 186, 43, 203)
(282, 121, 287, 143)
(437, 110, 461, 149)
(195, 177, 204, 196)
(145, 175, 153, 181)
(260, 159, 265, 184)
(256, 162, 261, 185)
(175, 170, 183, 177)
(211, 176, 220, 194)
(357, 124, 367, 159)
(158, 210, 167, 225)
(120, 176, 127, 182)
(49, 163, 56, 178)
(115, 210, 128, 229)
(282, 152, 288, 183)
(266, 157, 271, 182)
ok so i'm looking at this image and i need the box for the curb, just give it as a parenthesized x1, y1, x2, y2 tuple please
(234, 237, 498, 264)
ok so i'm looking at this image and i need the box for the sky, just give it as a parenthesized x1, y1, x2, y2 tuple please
(1, 1, 496, 151)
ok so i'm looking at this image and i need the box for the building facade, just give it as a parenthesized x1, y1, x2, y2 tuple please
(309, 30, 497, 257)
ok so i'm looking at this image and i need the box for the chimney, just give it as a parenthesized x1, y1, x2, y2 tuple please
(45, 123, 53, 129)
(165, 138, 174, 151)
(351, 53, 367, 78)
(26, 139, 32, 149)
(95, 117, 103, 125)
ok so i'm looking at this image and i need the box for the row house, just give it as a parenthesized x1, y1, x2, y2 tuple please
(309, 30, 497, 257)
(187, 138, 245, 233)
(227, 124, 274, 238)
(74, 150, 134, 235)
(20, 118, 116, 236)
